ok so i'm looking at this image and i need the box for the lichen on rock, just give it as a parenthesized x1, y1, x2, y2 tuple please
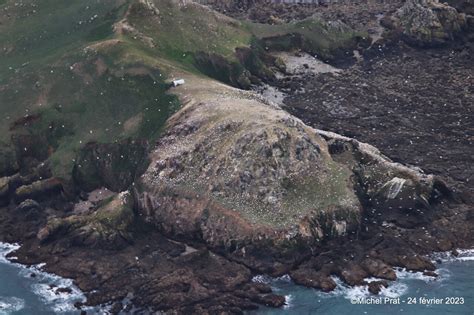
(391, 0, 466, 46)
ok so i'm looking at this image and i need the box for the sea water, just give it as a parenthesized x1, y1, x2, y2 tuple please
(1, 242, 473, 315)
(251, 250, 474, 315)
(0, 242, 94, 315)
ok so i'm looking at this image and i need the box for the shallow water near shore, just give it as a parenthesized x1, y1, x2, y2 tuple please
(1, 242, 473, 315)
(251, 251, 474, 315)
(0, 242, 96, 315)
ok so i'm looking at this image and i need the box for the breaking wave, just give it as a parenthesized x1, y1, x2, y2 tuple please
(0, 242, 88, 314)
(0, 297, 25, 314)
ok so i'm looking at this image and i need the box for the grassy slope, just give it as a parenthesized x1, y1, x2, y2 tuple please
(0, 0, 361, 179)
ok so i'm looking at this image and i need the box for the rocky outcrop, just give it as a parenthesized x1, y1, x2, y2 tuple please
(389, 0, 466, 46)
(38, 191, 135, 249)
(134, 87, 443, 267)
(367, 280, 388, 294)
(14, 177, 62, 203)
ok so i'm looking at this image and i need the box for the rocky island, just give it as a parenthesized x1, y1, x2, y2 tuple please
(0, 0, 473, 313)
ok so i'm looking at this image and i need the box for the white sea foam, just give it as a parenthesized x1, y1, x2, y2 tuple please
(252, 275, 272, 284)
(319, 276, 408, 301)
(0, 297, 25, 314)
(284, 294, 293, 309)
(252, 274, 291, 284)
(430, 248, 474, 263)
(0, 243, 20, 263)
(0, 242, 88, 313)
(394, 267, 445, 282)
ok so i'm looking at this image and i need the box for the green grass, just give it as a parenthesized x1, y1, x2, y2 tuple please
(0, 0, 363, 180)
(0, 0, 128, 78)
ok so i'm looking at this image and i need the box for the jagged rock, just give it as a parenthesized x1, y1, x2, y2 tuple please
(423, 270, 438, 277)
(391, 0, 466, 46)
(256, 294, 286, 307)
(340, 263, 369, 286)
(361, 259, 397, 281)
(38, 191, 135, 249)
(367, 280, 389, 294)
(290, 268, 337, 292)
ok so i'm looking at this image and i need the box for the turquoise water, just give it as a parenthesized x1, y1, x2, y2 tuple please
(251, 250, 474, 315)
(1, 242, 473, 315)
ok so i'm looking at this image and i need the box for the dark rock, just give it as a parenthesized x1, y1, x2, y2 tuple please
(397, 255, 436, 272)
(14, 178, 62, 203)
(109, 301, 123, 314)
(362, 259, 397, 281)
(290, 268, 337, 292)
(16, 199, 41, 212)
(340, 264, 369, 286)
(74, 301, 83, 309)
(423, 270, 438, 277)
(0, 177, 10, 206)
(55, 287, 73, 294)
(258, 294, 286, 307)
(368, 280, 389, 294)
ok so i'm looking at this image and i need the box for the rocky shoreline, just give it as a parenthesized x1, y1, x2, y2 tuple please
(0, 0, 473, 314)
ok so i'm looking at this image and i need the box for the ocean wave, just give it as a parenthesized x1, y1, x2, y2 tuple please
(394, 267, 449, 283)
(283, 294, 293, 309)
(0, 242, 88, 313)
(0, 243, 20, 264)
(430, 248, 474, 263)
(30, 282, 85, 313)
(252, 274, 291, 284)
(0, 297, 25, 314)
(326, 276, 408, 300)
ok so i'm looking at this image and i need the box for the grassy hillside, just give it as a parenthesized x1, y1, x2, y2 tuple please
(0, 0, 363, 180)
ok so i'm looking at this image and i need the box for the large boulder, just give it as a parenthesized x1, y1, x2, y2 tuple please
(390, 0, 466, 46)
